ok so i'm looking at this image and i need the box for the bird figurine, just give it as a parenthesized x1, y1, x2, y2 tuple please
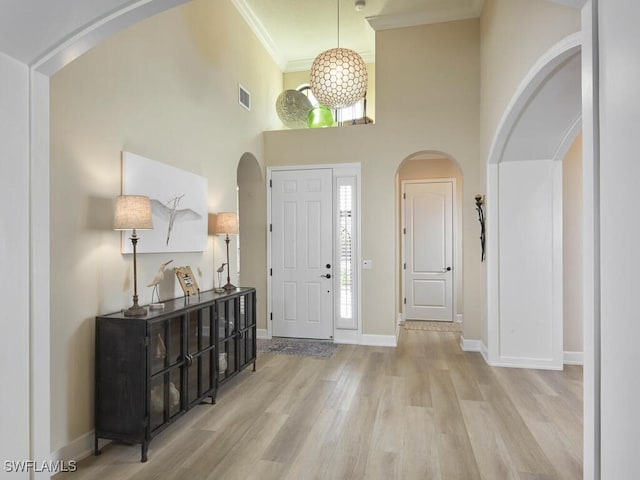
(148, 259, 173, 306)
(215, 262, 227, 292)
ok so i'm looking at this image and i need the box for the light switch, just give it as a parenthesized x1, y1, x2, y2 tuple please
(363, 259, 373, 270)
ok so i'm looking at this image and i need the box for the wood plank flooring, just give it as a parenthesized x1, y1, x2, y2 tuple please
(55, 329, 583, 480)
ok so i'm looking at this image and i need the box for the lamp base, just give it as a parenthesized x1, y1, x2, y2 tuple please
(223, 283, 237, 291)
(123, 304, 148, 317)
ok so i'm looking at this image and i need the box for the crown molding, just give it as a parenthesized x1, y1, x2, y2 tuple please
(230, 0, 287, 71)
(367, 5, 480, 31)
(547, 0, 587, 8)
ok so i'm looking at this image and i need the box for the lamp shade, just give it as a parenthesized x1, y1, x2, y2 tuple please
(309, 47, 368, 109)
(214, 212, 238, 235)
(113, 195, 153, 230)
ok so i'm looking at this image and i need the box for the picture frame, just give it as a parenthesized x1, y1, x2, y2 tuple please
(174, 266, 199, 296)
(121, 151, 208, 254)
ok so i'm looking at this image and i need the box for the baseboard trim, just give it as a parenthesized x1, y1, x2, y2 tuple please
(487, 356, 564, 371)
(257, 328, 270, 339)
(563, 351, 584, 365)
(51, 430, 110, 464)
(460, 336, 482, 352)
(361, 334, 397, 347)
(334, 330, 397, 347)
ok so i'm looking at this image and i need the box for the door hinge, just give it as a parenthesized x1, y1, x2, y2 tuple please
(404, 298, 406, 305)
(269, 223, 272, 232)
(403, 263, 406, 270)
(270, 268, 272, 276)
(403, 227, 406, 234)
(270, 312, 273, 320)
(403, 192, 406, 199)
(269, 179, 272, 187)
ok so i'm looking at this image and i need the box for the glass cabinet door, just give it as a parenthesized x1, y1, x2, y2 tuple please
(186, 307, 215, 406)
(150, 316, 184, 375)
(217, 298, 238, 383)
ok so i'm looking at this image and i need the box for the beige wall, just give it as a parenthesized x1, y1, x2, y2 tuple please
(283, 63, 376, 123)
(480, 0, 581, 162)
(264, 19, 481, 338)
(563, 133, 583, 353)
(49, 0, 281, 452)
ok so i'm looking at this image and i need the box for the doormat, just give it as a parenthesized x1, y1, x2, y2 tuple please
(404, 321, 461, 332)
(257, 337, 337, 358)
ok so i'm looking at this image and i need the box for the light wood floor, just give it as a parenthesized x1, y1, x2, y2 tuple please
(56, 329, 583, 480)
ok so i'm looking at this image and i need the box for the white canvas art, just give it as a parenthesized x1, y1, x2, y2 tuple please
(121, 151, 208, 253)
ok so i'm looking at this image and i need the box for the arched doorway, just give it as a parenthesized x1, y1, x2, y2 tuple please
(237, 153, 267, 334)
(396, 152, 464, 325)
(486, 33, 582, 370)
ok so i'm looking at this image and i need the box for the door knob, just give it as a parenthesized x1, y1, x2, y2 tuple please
(321, 274, 331, 279)
(446, 266, 451, 271)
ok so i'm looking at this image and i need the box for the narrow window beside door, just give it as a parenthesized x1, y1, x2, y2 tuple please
(336, 177, 357, 329)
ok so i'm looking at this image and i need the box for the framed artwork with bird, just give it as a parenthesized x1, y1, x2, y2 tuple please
(121, 151, 208, 254)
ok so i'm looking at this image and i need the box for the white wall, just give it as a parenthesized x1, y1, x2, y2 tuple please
(598, 0, 640, 476)
(497, 159, 562, 369)
(0, 51, 31, 476)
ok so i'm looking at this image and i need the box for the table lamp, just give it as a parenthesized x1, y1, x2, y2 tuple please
(114, 195, 154, 316)
(214, 212, 238, 291)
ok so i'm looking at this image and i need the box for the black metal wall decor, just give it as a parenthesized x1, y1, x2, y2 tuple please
(475, 194, 486, 262)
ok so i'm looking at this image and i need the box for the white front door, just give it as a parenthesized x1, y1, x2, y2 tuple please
(404, 181, 454, 321)
(271, 169, 334, 339)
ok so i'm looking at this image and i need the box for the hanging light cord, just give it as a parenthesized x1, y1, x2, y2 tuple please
(337, 0, 340, 48)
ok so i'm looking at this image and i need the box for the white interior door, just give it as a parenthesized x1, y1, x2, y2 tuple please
(271, 169, 333, 339)
(404, 181, 454, 321)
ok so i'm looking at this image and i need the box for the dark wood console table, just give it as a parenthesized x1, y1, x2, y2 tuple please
(94, 288, 256, 462)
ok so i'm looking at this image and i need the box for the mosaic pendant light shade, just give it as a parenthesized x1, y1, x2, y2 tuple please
(309, 47, 368, 109)
(275, 89, 313, 129)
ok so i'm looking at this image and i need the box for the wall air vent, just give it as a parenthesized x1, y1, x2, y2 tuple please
(238, 84, 251, 111)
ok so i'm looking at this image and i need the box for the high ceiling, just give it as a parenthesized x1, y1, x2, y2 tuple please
(0, 0, 584, 70)
(233, 0, 484, 71)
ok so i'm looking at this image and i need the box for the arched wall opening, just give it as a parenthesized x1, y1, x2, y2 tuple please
(237, 153, 267, 332)
(395, 152, 464, 325)
(486, 33, 582, 370)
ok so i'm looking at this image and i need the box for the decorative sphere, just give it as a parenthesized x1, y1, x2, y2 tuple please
(307, 106, 334, 128)
(275, 89, 313, 129)
(309, 48, 368, 109)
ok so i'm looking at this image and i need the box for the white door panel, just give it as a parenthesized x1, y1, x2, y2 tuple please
(272, 169, 333, 339)
(405, 182, 453, 321)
